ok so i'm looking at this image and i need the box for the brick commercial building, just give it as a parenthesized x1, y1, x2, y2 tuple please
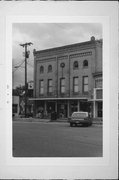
(32, 36, 102, 119)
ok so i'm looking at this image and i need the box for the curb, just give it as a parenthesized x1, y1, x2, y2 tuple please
(13, 118, 102, 126)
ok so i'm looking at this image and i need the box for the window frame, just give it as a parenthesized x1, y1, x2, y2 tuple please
(48, 65, 52, 73)
(83, 76, 88, 93)
(73, 76, 79, 93)
(48, 79, 53, 94)
(83, 60, 88, 68)
(73, 61, 78, 69)
(95, 77, 102, 88)
(60, 78, 65, 94)
(39, 79, 44, 95)
(40, 66, 44, 74)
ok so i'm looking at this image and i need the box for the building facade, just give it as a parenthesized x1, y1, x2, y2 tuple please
(19, 81, 34, 116)
(12, 95, 20, 117)
(32, 36, 103, 119)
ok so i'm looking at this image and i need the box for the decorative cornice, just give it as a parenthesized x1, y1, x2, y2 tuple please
(34, 41, 97, 59)
(57, 55, 68, 60)
(93, 72, 102, 77)
(70, 51, 92, 59)
(36, 57, 56, 63)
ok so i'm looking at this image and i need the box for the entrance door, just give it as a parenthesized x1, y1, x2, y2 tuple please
(80, 101, 89, 112)
(47, 101, 56, 113)
(57, 103, 67, 118)
(97, 102, 102, 117)
(70, 100, 78, 115)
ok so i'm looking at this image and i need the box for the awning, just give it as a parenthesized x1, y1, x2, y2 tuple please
(88, 99, 102, 102)
(29, 97, 88, 101)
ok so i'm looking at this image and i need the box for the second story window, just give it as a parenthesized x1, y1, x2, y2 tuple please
(83, 60, 88, 68)
(73, 61, 78, 69)
(48, 65, 52, 73)
(83, 76, 88, 93)
(60, 78, 65, 94)
(48, 79, 53, 94)
(73, 77, 79, 93)
(95, 78, 102, 88)
(39, 80, 44, 95)
(40, 66, 44, 74)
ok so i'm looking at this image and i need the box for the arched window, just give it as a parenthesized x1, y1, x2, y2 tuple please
(83, 60, 88, 68)
(48, 65, 52, 73)
(40, 66, 44, 74)
(73, 61, 78, 69)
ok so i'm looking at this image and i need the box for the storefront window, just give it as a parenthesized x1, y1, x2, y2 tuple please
(13, 104, 18, 113)
(70, 101, 78, 114)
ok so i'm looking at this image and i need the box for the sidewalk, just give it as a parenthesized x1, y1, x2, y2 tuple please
(13, 117, 102, 125)
(13, 117, 50, 123)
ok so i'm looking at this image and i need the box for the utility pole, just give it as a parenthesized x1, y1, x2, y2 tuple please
(20, 42, 33, 117)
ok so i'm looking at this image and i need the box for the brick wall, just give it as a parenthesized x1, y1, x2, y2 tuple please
(34, 39, 102, 99)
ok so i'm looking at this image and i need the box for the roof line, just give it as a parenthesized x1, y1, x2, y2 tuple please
(34, 39, 102, 55)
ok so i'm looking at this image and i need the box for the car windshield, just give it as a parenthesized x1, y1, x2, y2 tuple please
(72, 112, 88, 118)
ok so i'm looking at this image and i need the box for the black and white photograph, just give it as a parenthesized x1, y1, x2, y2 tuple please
(12, 23, 103, 157)
(0, 1, 118, 179)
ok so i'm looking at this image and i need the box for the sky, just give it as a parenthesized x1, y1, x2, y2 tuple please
(12, 23, 102, 88)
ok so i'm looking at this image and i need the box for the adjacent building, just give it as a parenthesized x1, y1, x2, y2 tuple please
(12, 95, 20, 117)
(32, 36, 103, 119)
(12, 81, 34, 117)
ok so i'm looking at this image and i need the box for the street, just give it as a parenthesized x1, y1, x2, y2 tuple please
(13, 121, 102, 157)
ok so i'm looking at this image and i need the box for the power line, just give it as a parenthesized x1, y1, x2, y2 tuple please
(13, 59, 25, 68)
(13, 59, 24, 67)
(13, 60, 25, 73)
(27, 62, 34, 68)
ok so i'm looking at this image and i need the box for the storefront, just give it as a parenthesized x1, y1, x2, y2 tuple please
(91, 88, 103, 118)
(31, 98, 93, 119)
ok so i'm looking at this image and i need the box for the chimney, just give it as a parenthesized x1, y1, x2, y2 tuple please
(91, 36, 95, 41)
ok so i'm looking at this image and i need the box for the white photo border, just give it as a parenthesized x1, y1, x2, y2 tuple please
(0, 1, 117, 179)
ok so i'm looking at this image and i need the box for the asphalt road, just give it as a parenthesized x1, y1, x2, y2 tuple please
(13, 121, 102, 157)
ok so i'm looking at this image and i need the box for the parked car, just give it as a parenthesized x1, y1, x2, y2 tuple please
(68, 111, 92, 127)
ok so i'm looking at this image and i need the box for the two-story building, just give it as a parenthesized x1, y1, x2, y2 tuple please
(32, 36, 102, 119)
